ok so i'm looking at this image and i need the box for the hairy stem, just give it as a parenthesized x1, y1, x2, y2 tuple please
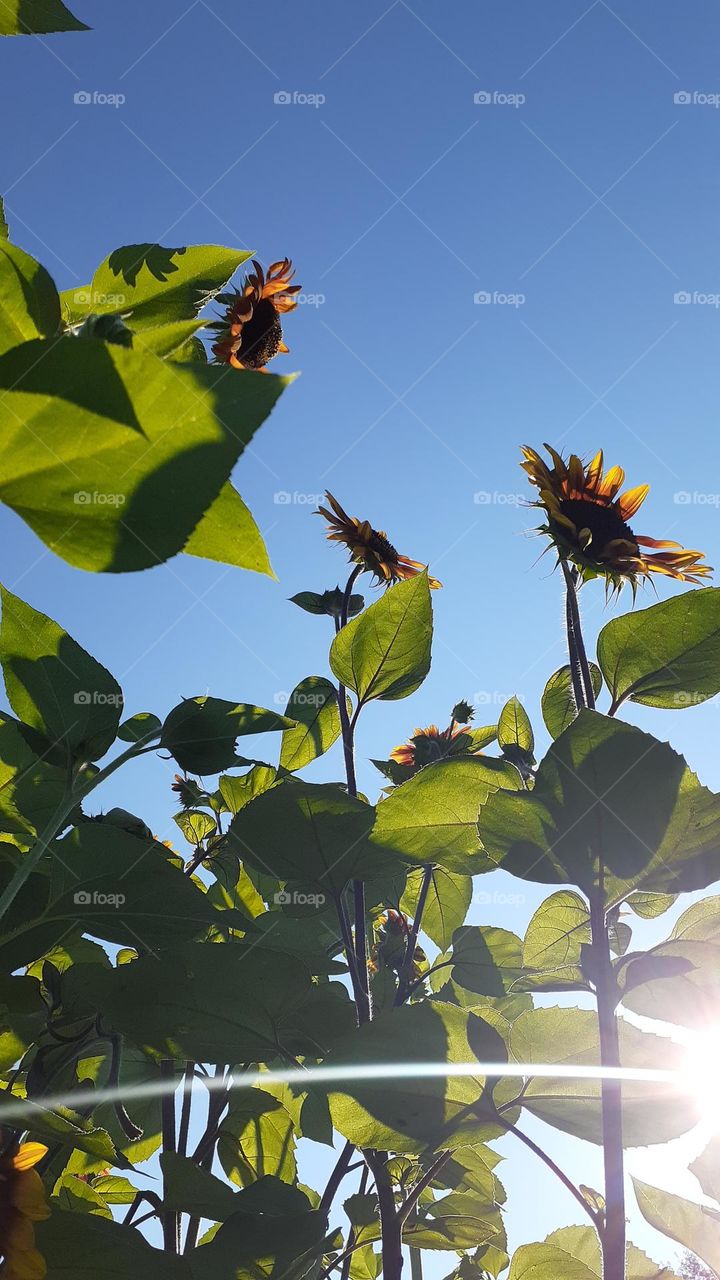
(366, 1151, 403, 1280)
(561, 560, 595, 710)
(319, 1139, 356, 1218)
(395, 864, 433, 1006)
(160, 1060, 179, 1253)
(591, 894, 625, 1280)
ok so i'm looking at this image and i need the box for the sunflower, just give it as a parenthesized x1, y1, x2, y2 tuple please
(316, 492, 442, 589)
(210, 258, 301, 371)
(390, 723, 470, 769)
(0, 1142, 50, 1280)
(521, 445, 712, 591)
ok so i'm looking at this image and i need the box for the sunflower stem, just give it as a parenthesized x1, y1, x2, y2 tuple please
(366, 1151, 403, 1280)
(590, 892, 626, 1280)
(160, 1059, 180, 1253)
(335, 565, 371, 1025)
(561, 560, 595, 711)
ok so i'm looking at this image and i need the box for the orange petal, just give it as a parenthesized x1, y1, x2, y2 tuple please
(13, 1144, 48, 1172)
(617, 484, 649, 520)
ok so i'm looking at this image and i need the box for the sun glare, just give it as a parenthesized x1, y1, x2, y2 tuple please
(678, 1025, 720, 1133)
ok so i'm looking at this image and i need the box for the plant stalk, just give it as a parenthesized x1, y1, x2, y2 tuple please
(160, 1059, 179, 1253)
(366, 1151, 403, 1280)
(591, 894, 626, 1280)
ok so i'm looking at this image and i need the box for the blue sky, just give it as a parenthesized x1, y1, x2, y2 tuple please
(3, 0, 720, 1266)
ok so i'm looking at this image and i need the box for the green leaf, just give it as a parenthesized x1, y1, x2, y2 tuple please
(184, 482, 275, 578)
(400, 867, 471, 950)
(625, 891, 677, 919)
(65, 244, 253, 328)
(510, 1007, 699, 1144)
(228, 780, 380, 896)
(329, 574, 432, 704)
(498, 696, 534, 754)
(51, 1173, 112, 1218)
(370, 757, 521, 874)
(37, 1209, 189, 1280)
(633, 1179, 720, 1276)
(0, 337, 290, 572)
(131, 318, 208, 360)
(542, 1225, 677, 1280)
(0, 0, 89, 34)
(508, 1241, 598, 1280)
(479, 710, 720, 906)
(0, 1094, 126, 1165)
(279, 677, 342, 772)
(161, 696, 293, 773)
(324, 1001, 507, 1153)
(0, 823, 215, 970)
(218, 1088, 297, 1188)
(0, 240, 60, 354)
(0, 714, 67, 846)
(290, 589, 364, 618)
(0, 586, 122, 759)
(450, 926, 525, 996)
(218, 765, 278, 815)
(188, 1201, 328, 1280)
(161, 1151, 239, 1220)
(542, 664, 602, 739)
(0, 973, 46, 1070)
(0, 198, 8, 239)
(522, 891, 591, 991)
(173, 808, 216, 844)
(671, 895, 720, 942)
(64, 942, 335, 1064)
(598, 587, 720, 711)
(116, 711, 162, 744)
(620, 939, 720, 1029)
(691, 1136, 720, 1205)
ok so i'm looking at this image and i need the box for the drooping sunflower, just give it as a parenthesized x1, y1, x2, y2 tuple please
(316, 492, 442, 589)
(0, 1142, 50, 1280)
(210, 258, 301, 371)
(521, 445, 712, 592)
(390, 723, 470, 769)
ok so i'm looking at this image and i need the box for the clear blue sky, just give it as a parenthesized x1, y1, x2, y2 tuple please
(3, 0, 720, 1267)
